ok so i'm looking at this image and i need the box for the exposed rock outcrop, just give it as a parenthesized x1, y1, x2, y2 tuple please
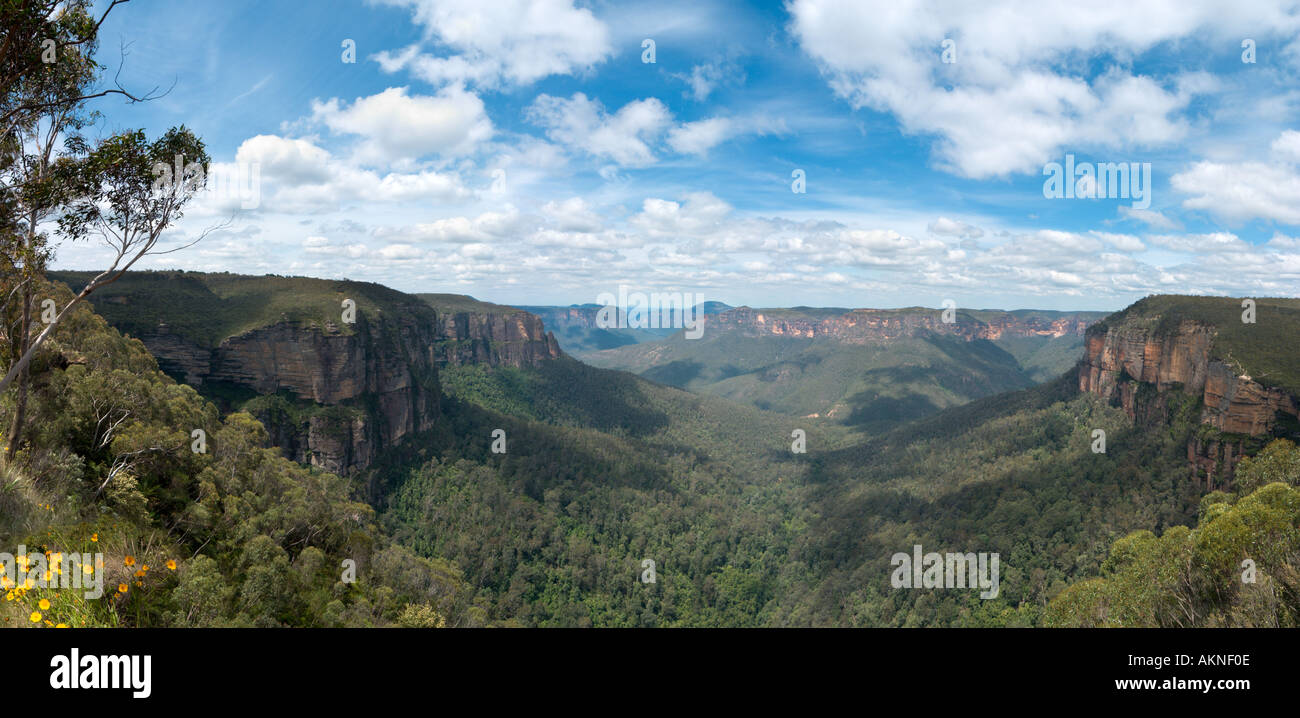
(1202, 363, 1298, 435)
(134, 301, 562, 475)
(433, 310, 560, 367)
(1078, 319, 1299, 487)
(139, 310, 442, 476)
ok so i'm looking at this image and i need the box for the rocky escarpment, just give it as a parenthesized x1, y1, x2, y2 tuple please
(1078, 319, 1299, 487)
(707, 307, 1095, 343)
(434, 310, 560, 367)
(136, 300, 562, 475)
(141, 309, 442, 477)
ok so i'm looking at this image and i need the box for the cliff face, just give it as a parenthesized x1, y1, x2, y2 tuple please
(1078, 319, 1299, 487)
(706, 307, 1094, 343)
(434, 310, 560, 367)
(141, 310, 442, 476)
(135, 301, 562, 475)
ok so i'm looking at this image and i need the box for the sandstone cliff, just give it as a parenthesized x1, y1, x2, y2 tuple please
(433, 309, 560, 367)
(141, 308, 442, 477)
(706, 306, 1096, 343)
(1078, 318, 1299, 487)
(136, 298, 561, 475)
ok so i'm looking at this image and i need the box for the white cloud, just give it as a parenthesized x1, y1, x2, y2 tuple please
(393, 207, 527, 243)
(787, 0, 1297, 178)
(228, 134, 472, 213)
(100, 183, 1300, 306)
(1272, 129, 1300, 162)
(1091, 231, 1145, 253)
(1147, 232, 1248, 254)
(373, 0, 611, 88)
(301, 235, 367, 259)
(927, 217, 984, 239)
(310, 85, 493, 165)
(668, 113, 788, 156)
(527, 93, 672, 167)
(1118, 206, 1179, 230)
(1170, 130, 1300, 225)
(684, 62, 725, 101)
(632, 192, 733, 236)
(674, 60, 744, 101)
(377, 243, 426, 260)
(541, 197, 603, 233)
(1267, 232, 1300, 250)
(234, 135, 332, 184)
(666, 117, 736, 156)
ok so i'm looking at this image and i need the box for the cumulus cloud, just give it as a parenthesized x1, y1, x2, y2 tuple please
(927, 217, 984, 239)
(666, 115, 786, 156)
(1147, 232, 1249, 254)
(234, 135, 333, 184)
(1118, 206, 1180, 230)
(1170, 131, 1300, 225)
(632, 192, 734, 236)
(228, 134, 472, 213)
(158, 182, 1300, 304)
(303, 235, 368, 259)
(786, 0, 1296, 178)
(527, 93, 672, 167)
(666, 117, 736, 156)
(390, 207, 527, 243)
(310, 85, 493, 165)
(373, 0, 612, 88)
(542, 197, 604, 233)
(1091, 231, 1146, 253)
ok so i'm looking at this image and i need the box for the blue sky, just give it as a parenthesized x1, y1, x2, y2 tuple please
(51, 0, 1300, 310)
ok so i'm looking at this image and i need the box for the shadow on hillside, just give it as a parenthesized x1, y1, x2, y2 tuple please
(527, 357, 672, 437)
(642, 359, 705, 387)
(369, 391, 687, 504)
(843, 391, 940, 430)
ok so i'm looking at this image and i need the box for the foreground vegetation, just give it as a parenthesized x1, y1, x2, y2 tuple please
(1, 282, 488, 627)
(1046, 438, 1300, 627)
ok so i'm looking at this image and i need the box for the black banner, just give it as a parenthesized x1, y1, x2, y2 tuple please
(7, 628, 1282, 707)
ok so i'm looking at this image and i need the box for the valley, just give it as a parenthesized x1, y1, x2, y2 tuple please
(580, 305, 1105, 429)
(7, 270, 1296, 627)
